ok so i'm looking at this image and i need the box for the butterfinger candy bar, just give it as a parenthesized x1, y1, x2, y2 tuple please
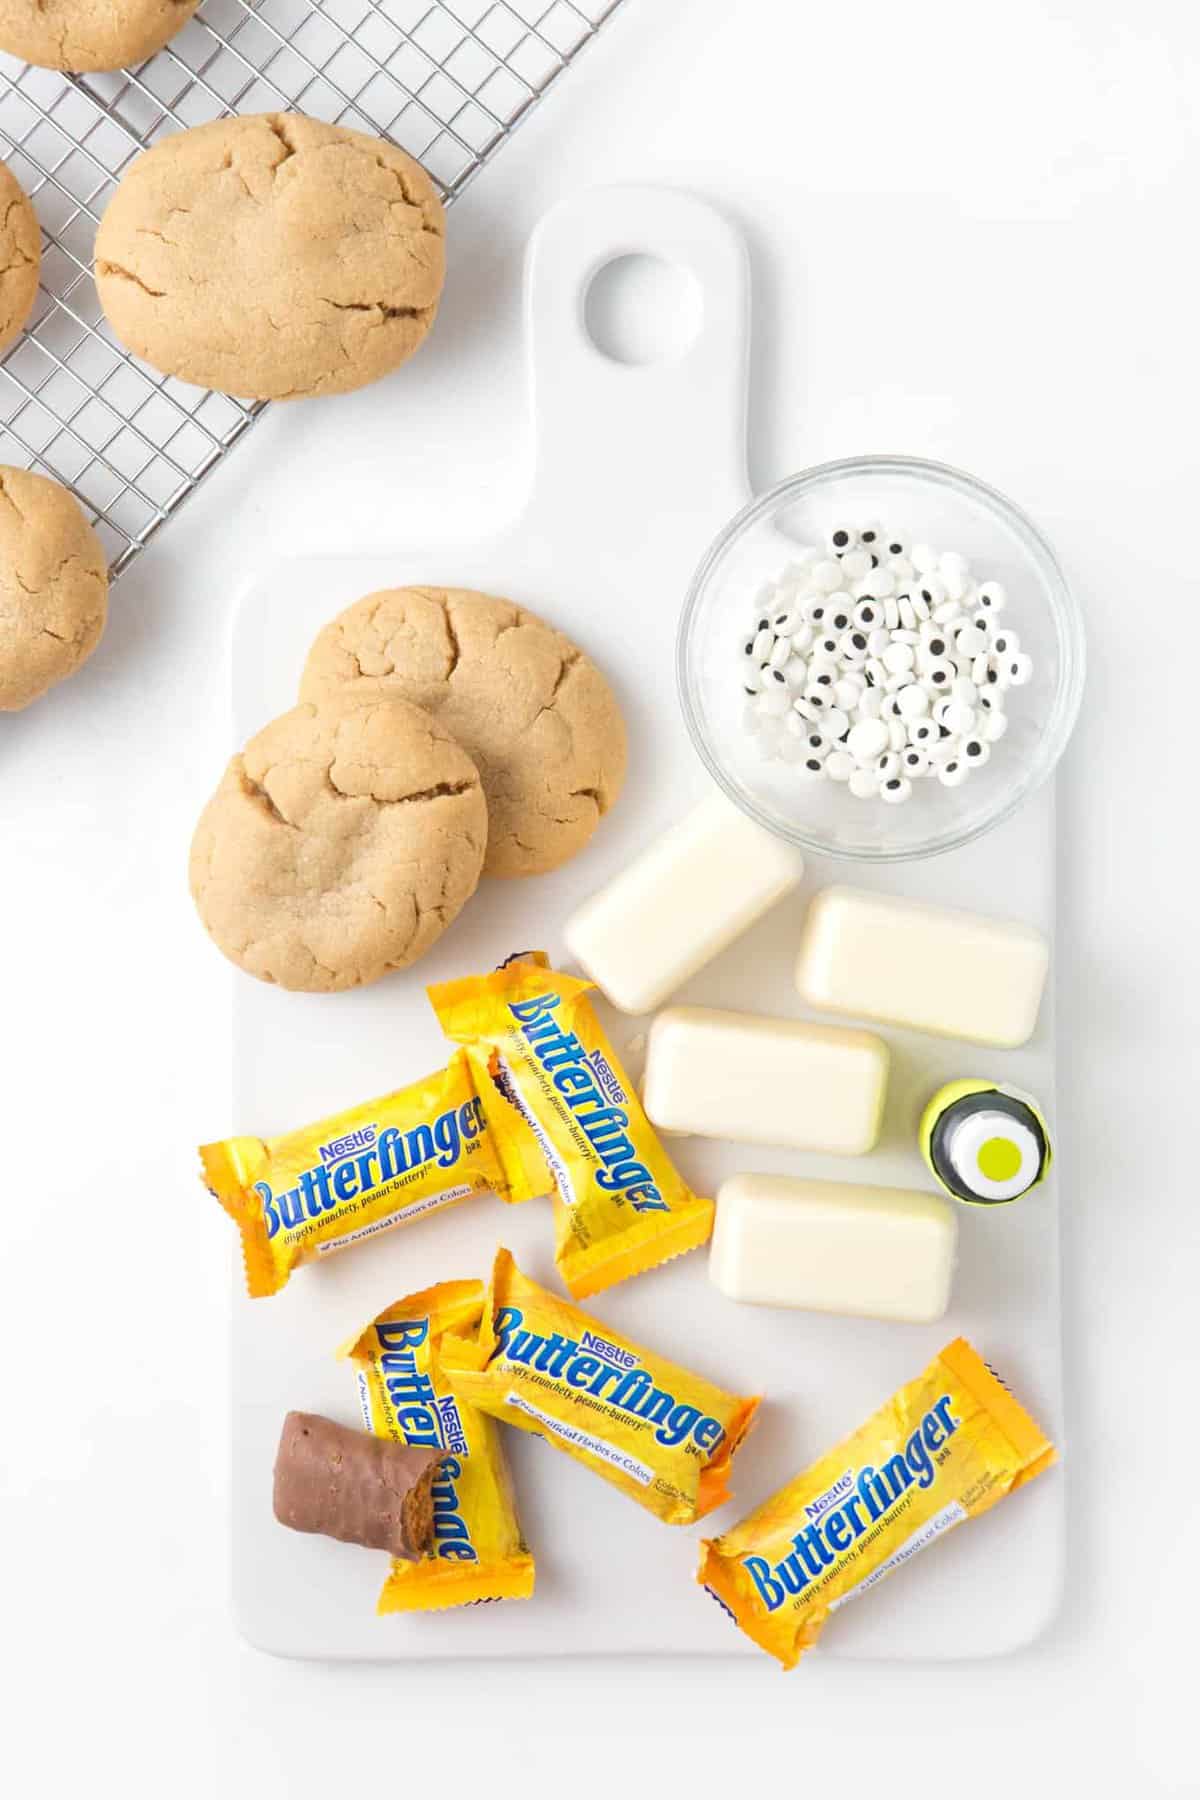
(428, 955, 714, 1298)
(440, 1248, 759, 1525)
(698, 1338, 1057, 1669)
(200, 1049, 524, 1298)
(342, 1280, 535, 1613)
(272, 1411, 444, 1560)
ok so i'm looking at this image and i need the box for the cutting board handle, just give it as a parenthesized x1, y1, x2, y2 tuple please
(525, 185, 749, 523)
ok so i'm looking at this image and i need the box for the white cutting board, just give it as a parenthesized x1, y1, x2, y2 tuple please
(228, 185, 1064, 1661)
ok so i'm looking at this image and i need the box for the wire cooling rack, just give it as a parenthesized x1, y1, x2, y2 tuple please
(0, 0, 627, 576)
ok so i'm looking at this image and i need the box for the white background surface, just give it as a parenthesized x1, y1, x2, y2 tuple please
(2, 0, 1196, 1791)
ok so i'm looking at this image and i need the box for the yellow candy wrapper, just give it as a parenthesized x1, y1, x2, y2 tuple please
(428, 955, 714, 1299)
(342, 1280, 535, 1613)
(200, 1050, 521, 1298)
(698, 1338, 1057, 1669)
(441, 1248, 760, 1525)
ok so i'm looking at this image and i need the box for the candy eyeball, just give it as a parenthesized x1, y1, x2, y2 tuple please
(999, 652, 1033, 688)
(862, 567, 897, 599)
(733, 521, 1033, 796)
(895, 682, 930, 720)
(757, 684, 792, 717)
(955, 624, 989, 660)
(938, 551, 970, 601)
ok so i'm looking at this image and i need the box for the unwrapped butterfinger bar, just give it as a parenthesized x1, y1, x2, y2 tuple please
(272, 1411, 444, 1560)
(343, 1280, 535, 1612)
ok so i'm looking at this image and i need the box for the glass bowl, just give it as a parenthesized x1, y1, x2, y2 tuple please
(677, 455, 1085, 863)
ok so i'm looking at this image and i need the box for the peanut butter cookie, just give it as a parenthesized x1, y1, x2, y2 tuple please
(0, 160, 39, 353)
(94, 113, 445, 400)
(299, 588, 627, 879)
(0, 467, 108, 711)
(189, 694, 487, 992)
(0, 0, 200, 71)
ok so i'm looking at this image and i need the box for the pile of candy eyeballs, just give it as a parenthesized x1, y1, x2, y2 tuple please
(738, 522, 1033, 804)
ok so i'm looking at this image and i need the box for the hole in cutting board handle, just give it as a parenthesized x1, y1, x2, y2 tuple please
(583, 253, 703, 366)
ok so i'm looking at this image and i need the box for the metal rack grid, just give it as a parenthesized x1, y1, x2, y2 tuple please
(0, 0, 627, 576)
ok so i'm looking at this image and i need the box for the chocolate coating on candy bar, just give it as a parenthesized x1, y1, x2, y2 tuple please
(273, 1412, 444, 1560)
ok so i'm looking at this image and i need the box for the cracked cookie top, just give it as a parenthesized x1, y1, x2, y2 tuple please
(188, 693, 487, 992)
(299, 587, 628, 879)
(0, 161, 40, 354)
(0, 466, 108, 712)
(94, 112, 445, 401)
(0, 0, 200, 71)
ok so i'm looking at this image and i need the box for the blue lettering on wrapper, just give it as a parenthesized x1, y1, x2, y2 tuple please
(738, 1397, 962, 1612)
(372, 1317, 476, 1562)
(492, 1305, 725, 1455)
(507, 992, 668, 1212)
(254, 1095, 487, 1240)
